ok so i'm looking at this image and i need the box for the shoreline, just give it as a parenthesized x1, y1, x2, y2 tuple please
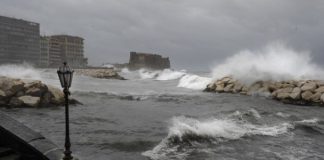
(205, 76, 324, 107)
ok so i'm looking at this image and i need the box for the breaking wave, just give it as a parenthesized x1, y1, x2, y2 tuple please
(143, 114, 324, 160)
(139, 69, 186, 80)
(177, 74, 211, 90)
(0, 64, 42, 80)
(212, 42, 324, 84)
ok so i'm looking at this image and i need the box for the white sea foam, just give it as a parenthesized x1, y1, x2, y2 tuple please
(139, 69, 160, 79)
(177, 74, 212, 90)
(155, 69, 186, 81)
(0, 64, 42, 80)
(139, 69, 186, 80)
(212, 42, 324, 84)
(143, 116, 293, 160)
(121, 68, 130, 73)
(168, 116, 292, 140)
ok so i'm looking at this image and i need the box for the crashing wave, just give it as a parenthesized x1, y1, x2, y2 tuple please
(211, 42, 324, 84)
(143, 115, 293, 160)
(0, 63, 42, 80)
(177, 74, 212, 90)
(139, 69, 186, 80)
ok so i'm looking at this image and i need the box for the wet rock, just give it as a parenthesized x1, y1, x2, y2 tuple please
(316, 81, 324, 87)
(205, 76, 324, 107)
(205, 83, 216, 92)
(215, 83, 225, 92)
(9, 97, 23, 107)
(18, 96, 40, 107)
(321, 94, 324, 103)
(224, 84, 234, 92)
(301, 82, 317, 91)
(277, 92, 291, 99)
(233, 83, 243, 93)
(0, 89, 6, 98)
(247, 82, 262, 96)
(24, 81, 48, 97)
(310, 92, 321, 103)
(0, 78, 25, 97)
(220, 77, 232, 83)
(0, 77, 69, 108)
(47, 85, 64, 105)
(289, 87, 301, 100)
(315, 86, 324, 93)
(301, 91, 313, 101)
(274, 87, 294, 99)
(75, 69, 126, 80)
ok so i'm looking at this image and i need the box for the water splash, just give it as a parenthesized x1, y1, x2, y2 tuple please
(0, 64, 42, 80)
(212, 42, 324, 84)
(177, 74, 211, 90)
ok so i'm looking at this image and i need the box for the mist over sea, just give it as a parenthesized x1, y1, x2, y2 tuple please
(1, 43, 324, 160)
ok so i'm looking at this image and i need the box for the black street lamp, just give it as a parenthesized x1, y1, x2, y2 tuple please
(57, 62, 74, 160)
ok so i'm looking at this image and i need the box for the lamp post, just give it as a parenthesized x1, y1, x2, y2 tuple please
(57, 62, 74, 160)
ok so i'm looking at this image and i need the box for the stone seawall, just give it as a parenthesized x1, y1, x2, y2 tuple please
(205, 76, 324, 106)
(0, 76, 65, 108)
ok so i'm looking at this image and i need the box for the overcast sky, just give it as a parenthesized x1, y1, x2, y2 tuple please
(0, 0, 323, 70)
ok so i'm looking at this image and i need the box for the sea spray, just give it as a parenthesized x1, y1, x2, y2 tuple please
(177, 74, 212, 90)
(0, 64, 42, 80)
(143, 115, 294, 160)
(139, 69, 186, 80)
(212, 42, 324, 85)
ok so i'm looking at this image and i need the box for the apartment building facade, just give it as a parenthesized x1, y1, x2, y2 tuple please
(0, 15, 40, 65)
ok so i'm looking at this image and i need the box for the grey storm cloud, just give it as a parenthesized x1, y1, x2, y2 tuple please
(0, 0, 323, 70)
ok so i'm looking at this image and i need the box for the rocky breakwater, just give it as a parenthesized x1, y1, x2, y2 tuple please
(205, 76, 324, 106)
(75, 68, 125, 80)
(0, 76, 65, 108)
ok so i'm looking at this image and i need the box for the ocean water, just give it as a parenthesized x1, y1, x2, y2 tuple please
(1, 67, 324, 160)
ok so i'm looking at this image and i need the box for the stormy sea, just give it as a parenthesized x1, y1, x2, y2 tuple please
(1, 44, 324, 160)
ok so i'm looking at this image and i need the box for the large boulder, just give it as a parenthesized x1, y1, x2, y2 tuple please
(18, 96, 40, 107)
(233, 82, 243, 93)
(277, 92, 291, 99)
(9, 97, 23, 107)
(301, 82, 317, 92)
(215, 83, 225, 92)
(289, 87, 301, 100)
(47, 85, 64, 105)
(24, 81, 48, 97)
(315, 86, 324, 93)
(205, 83, 216, 92)
(310, 92, 321, 103)
(301, 91, 313, 101)
(247, 82, 262, 96)
(321, 94, 324, 103)
(0, 77, 25, 97)
(272, 87, 293, 99)
(0, 89, 6, 99)
(224, 84, 234, 92)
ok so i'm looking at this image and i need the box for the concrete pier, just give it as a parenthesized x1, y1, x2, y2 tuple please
(0, 111, 63, 160)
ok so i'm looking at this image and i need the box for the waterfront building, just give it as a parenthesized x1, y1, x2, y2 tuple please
(51, 35, 88, 68)
(0, 15, 40, 65)
(40, 36, 49, 67)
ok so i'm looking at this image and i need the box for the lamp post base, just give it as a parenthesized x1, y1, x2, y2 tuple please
(63, 150, 73, 160)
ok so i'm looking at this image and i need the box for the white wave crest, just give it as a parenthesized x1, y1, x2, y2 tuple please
(139, 69, 186, 80)
(121, 68, 130, 73)
(143, 116, 293, 160)
(177, 74, 212, 90)
(168, 116, 292, 140)
(0, 64, 42, 80)
(212, 42, 324, 84)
